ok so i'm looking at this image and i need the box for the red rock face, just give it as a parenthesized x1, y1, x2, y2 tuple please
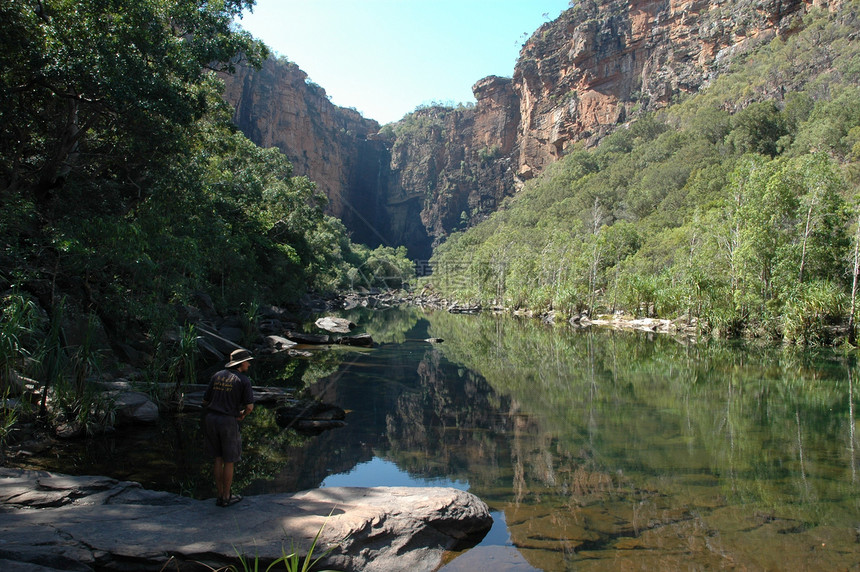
(220, 58, 391, 249)
(222, 0, 831, 256)
(383, 78, 521, 251)
(511, 0, 816, 177)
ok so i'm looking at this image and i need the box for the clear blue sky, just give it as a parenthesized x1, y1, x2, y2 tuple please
(235, 0, 572, 124)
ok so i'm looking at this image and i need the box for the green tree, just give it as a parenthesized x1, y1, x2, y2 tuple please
(789, 153, 848, 286)
(0, 0, 267, 203)
(726, 101, 789, 157)
(0, 0, 398, 369)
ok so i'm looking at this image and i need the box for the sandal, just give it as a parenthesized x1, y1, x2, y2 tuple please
(223, 494, 243, 507)
(215, 497, 226, 507)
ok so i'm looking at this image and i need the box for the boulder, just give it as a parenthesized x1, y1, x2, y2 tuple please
(197, 325, 244, 355)
(191, 291, 217, 316)
(342, 295, 366, 310)
(0, 468, 492, 572)
(258, 304, 290, 320)
(258, 318, 298, 334)
(111, 391, 159, 425)
(262, 335, 298, 351)
(284, 330, 331, 345)
(54, 421, 86, 440)
(315, 316, 356, 334)
(217, 326, 244, 344)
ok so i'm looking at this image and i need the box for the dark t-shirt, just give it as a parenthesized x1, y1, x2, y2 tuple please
(204, 368, 254, 417)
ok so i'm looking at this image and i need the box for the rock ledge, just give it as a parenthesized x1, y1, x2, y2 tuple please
(0, 468, 492, 572)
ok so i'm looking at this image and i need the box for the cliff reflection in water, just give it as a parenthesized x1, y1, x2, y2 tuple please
(244, 306, 518, 494)
(249, 306, 859, 571)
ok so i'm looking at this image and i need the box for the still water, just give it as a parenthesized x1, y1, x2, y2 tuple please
(17, 306, 860, 570)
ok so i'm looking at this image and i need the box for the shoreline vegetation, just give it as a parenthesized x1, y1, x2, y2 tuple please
(418, 5, 860, 348)
(2, 0, 860, 469)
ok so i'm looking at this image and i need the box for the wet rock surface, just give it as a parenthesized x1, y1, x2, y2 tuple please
(0, 468, 492, 572)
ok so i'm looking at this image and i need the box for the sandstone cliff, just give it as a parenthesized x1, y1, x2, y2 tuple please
(220, 58, 398, 251)
(382, 76, 520, 251)
(511, 0, 831, 178)
(222, 0, 838, 258)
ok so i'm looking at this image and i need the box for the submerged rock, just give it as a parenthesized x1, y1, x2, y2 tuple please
(276, 400, 346, 434)
(0, 468, 492, 572)
(337, 333, 374, 347)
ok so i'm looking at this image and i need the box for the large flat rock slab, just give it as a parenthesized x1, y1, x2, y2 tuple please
(0, 468, 492, 571)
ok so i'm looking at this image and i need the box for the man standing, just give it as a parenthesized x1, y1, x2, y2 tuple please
(203, 348, 255, 507)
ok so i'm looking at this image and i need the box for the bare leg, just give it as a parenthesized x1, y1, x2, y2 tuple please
(222, 461, 235, 499)
(214, 457, 225, 500)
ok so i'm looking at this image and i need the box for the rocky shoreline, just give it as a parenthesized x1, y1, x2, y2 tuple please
(336, 287, 700, 339)
(0, 468, 492, 572)
(1, 287, 694, 463)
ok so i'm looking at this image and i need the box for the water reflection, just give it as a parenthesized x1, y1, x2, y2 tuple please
(246, 307, 860, 569)
(321, 456, 468, 490)
(14, 306, 860, 570)
(420, 311, 860, 570)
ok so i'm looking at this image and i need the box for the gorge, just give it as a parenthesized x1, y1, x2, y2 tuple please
(220, 0, 835, 259)
(3, 2, 859, 567)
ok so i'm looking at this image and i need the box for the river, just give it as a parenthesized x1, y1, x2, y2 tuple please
(15, 306, 860, 570)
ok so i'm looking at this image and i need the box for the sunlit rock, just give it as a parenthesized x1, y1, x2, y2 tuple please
(0, 468, 492, 572)
(315, 316, 356, 334)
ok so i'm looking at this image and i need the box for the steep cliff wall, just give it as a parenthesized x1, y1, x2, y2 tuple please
(411, 0, 832, 235)
(222, 0, 837, 258)
(511, 0, 824, 178)
(220, 57, 395, 250)
(380, 76, 520, 251)
(221, 61, 520, 257)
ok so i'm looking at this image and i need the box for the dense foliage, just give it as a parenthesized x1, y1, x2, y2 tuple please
(429, 4, 860, 344)
(0, 0, 410, 382)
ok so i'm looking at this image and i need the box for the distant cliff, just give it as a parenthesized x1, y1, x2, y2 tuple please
(221, 0, 838, 258)
(220, 58, 401, 251)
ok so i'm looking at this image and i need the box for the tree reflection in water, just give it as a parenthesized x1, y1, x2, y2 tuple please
(16, 306, 860, 570)
(299, 308, 859, 570)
